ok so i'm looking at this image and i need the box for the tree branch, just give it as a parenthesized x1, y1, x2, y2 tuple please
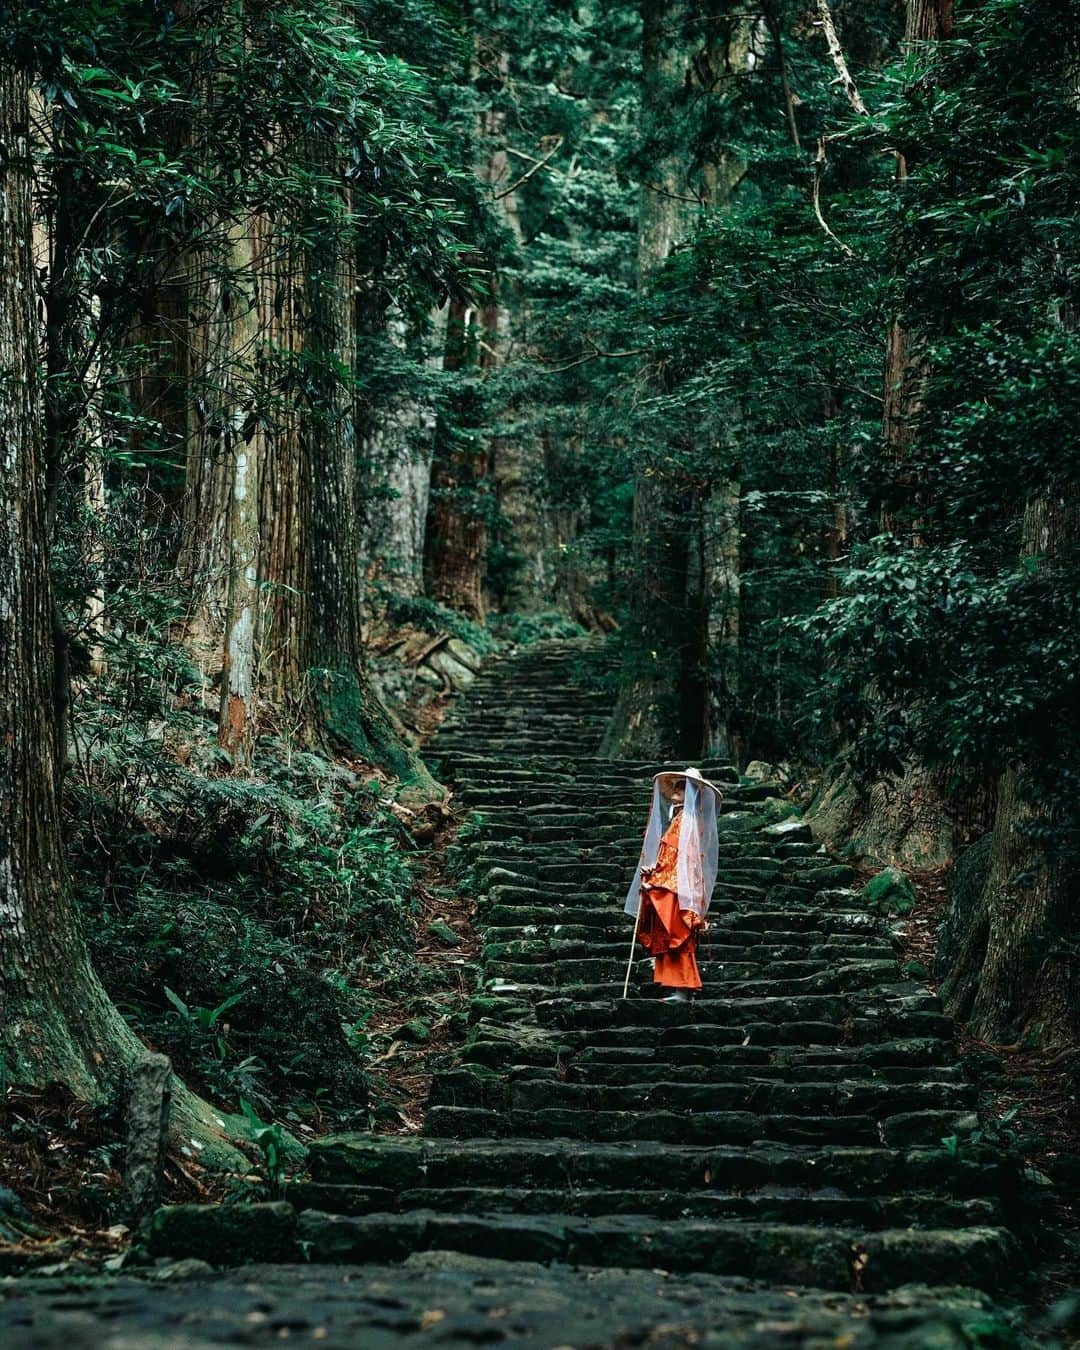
(814, 0, 870, 117)
(494, 136, 564, 200)
(812, 140, 855, 256)
(543, 345, 647, 375)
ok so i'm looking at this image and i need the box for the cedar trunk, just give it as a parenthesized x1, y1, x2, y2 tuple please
(0, 60, 144, 1094)
(424, 298, 489, 619)
(604, 0, 747, 759)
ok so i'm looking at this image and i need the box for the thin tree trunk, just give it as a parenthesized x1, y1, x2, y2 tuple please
(702, 471, 741, 758)
(271, 142, 441, 794)
(360, 302, 447, 599)
(217, 216, 266, 764)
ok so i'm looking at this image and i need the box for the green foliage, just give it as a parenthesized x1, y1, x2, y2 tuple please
(383, 593, 497, 654)
(491, 611, 588, 647)
(60, 508, 423, 1124)
(239, 1098, 288, 1200)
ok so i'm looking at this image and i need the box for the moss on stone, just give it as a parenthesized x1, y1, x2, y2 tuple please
(863, 867, 918, 916)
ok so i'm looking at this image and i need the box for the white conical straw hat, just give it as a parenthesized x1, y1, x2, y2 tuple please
(653, 765, 724, 803)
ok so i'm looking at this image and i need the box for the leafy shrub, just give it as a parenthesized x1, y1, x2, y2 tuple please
(71, 735, 420, 1125)
(491, 610, 587, 647)
(381, 591, 497, 654)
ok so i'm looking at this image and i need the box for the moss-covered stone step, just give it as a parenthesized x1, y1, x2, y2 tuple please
(285, 1180, 1002, 1232)
(482, 962, 901, 998)
(147, 1204, 1016, 1293)
(422, 1103, 975, 1147)
(482, 936, 895, 963)
(479, 901, 886, 935)
(429, 1071, 975, 1119)
(306, 1136, 1009, 1199)
(548, 1060, 965, 1087)
(431, 752, 740, 780)
(462, 1035, 957, 1074)
(477, 913, 886, 949)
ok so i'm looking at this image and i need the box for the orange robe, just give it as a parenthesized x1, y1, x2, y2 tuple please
(636, 809, 703, 990)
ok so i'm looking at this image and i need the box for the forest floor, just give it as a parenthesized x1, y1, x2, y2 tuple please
(897, 866, 1080, 1337)
(0, 660, 482, 1274)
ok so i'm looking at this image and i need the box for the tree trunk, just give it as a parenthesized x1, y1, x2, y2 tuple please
(216, 216, 266, 764)
(424, 298, 490, 619)
(264, 151, 441, 795)
(482, 62, 552, 615)
(943, 489, 1080, 1045)
(810, 0, 958, 860)
(701, 471, 741, 759)
(1, 60, 126, 1093)
(360, 303, 447, 599)
(1, 65, 266, 1165)
(604, 0, 750, 759)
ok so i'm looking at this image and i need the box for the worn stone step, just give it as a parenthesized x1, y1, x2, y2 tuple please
(145, 1206, 1016, 1292)
(430, 1069, 976, 1117)
(422, 1104, 976, 1147)
(307, 1136, 1007, 1199)
(462, 1034, 957, 1073)
(484, 962, 900, 997)
(483, 937, 895, 963)
(286, 1181, 1002, 1231)
(492, 1060, 965, 1088)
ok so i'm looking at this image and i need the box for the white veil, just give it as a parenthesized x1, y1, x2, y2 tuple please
(623, 777, 719, 920)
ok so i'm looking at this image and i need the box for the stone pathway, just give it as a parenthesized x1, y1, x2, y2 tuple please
(0, 638, 1033, 1345)
(0, 1256, 1014, 1347)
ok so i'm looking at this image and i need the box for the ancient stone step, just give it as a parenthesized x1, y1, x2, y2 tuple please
(286, 1181, 1002, 1231)
(150, 1204, 1016, 1294)
(307, 1136, 1008, 1200)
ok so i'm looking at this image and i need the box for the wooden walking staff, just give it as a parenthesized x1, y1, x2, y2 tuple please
(622, 892, 643, 1000)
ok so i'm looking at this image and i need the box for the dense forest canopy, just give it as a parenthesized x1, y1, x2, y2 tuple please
(1, 0, 1078, 1164)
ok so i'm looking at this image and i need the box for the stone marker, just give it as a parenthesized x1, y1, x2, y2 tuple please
(123, 1052, 173, 1225)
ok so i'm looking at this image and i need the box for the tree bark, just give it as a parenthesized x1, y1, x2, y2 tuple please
(216, 216, 266, 765)
(1, 60, 151, 1094)
(701, 471, 741, 759)
(360, 302, 447, 599)
(261, 146, 441, 795)
(943, 490, 1080, 1045)
(424, 297, 490, 619)
(1, 64, 263, 1164)
(810, 0, 959, 862)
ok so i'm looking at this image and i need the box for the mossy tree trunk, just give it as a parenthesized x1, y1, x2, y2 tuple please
(358, 301, 447, 599)
(941, 495, 1080, 1046)
(1, 60, 132, 1093)
(263, 144, 441, 796)
(0, 62, 271, 1165)
(424, 297, 491, 620)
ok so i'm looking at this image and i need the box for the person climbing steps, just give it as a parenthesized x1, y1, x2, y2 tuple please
(623, 766, 723, 999)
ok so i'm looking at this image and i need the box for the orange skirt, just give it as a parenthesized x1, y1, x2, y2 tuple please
(637, 887, 702, 990)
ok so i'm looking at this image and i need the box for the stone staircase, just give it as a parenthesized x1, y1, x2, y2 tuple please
(152, 637, 1024, 1325)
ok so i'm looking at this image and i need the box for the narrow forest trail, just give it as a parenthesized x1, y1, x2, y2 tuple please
(4, 640, 1033, 1346)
